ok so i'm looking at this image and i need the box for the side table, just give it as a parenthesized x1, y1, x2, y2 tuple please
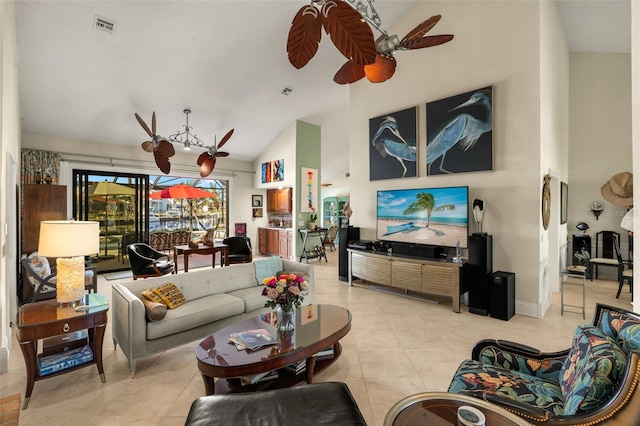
(16, 297, 109, 409)
(384, 392, 530, 426)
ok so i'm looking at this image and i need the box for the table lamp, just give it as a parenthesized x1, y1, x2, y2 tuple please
(38, 220, 99, 305)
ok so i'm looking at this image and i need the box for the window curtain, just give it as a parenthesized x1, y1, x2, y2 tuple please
(21, 149, 61, 185)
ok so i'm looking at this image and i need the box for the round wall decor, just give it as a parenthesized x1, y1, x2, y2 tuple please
(542, 174, 551, 230)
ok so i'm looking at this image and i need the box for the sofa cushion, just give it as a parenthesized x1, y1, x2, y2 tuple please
(177, 263, 257, 301)
(559, 325, 622, 415)
(447, 358, 565, 416)
(228, 286, 269, 312)
(147, 293, 245, 340)
(254, 257, 283, 285)
(152, 283, 186, 309)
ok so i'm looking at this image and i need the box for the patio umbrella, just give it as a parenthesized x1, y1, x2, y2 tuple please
(91, 181, 136, 256)
(149, 184, 217, 231)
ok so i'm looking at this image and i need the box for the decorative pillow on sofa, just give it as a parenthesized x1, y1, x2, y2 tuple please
(254, 257, 283, 285)
(140, 297, 168, 321)
(141, 288, 164, 304)
(559, 325, 624, 415)
(151, 283, 186, 309)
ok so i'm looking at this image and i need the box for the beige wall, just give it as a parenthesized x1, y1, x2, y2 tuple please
(0, 0, 21, 372)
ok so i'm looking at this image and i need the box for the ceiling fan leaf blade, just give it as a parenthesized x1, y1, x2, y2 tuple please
(402, 34, 454, 50)
(215, 151, 230, 158)
(200, 157, 216, 178)
(135, 113, 154, 138)
(217, 128, 234, 148)
(322, 0, 376, 65)
(196, 151, 209, 166)
(364, 54, 396, 83)
(154, 151, 171, 174)
(156, 140, 175, 157)
(151, 111, 157, 135)
(141, 141, 155, 152)
(333, 60, 365, 84)
(287, 5, 322, 69)
(400, 15, 442, 44)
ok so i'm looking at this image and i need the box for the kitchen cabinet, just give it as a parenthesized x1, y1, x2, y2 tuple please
(258, 228, 268, 255)
(258, 227, 292, 258)
(267, 188, 292, 213)
(279, 230, 293, 259)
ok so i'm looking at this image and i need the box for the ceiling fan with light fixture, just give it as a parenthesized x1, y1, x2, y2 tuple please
(134, 109, 233, 177)
(286, 0, 454, 84)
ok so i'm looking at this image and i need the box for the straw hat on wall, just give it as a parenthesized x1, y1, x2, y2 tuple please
(601, 172, 633, 206)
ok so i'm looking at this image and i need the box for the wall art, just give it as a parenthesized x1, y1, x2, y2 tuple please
(300, 167, 318, 213)
(261, 162, 272, 183)
(369, 106, 417, 180)
(426, 86, 493, 175)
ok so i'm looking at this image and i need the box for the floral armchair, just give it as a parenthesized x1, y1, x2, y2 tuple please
(448, 303, 640, 425)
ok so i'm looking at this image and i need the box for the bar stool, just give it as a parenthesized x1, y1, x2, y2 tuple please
(561, 265, 586, 319)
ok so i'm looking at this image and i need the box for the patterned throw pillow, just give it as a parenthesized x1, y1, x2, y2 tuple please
(559, 325, 622, 415)
(617, 321, 640, 353)
(151, 283, 186, 309)
(25, 252, 56, 293)
(141, 289, 164, 304)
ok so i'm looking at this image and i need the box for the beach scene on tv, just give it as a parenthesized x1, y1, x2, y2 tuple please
(377, 187, 469, 248)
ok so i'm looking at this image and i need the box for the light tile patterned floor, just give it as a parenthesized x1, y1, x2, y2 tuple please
(1, 249, 633, 425)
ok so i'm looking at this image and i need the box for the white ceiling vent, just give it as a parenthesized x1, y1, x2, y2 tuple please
(280, 87, 293, 96)
(94, 16, 116, 35)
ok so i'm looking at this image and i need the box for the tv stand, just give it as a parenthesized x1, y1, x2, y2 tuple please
(346, 249, 465, 313)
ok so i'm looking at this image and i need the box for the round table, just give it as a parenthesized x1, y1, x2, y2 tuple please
(384, 392, 530, 426)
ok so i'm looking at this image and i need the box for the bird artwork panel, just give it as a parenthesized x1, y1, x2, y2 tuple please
(426, 86, 493, 175)
(369, 106, 418, 181)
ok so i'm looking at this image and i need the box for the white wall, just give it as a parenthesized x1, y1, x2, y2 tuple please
(0, 0, 21, 372)
(568, 52, 632, 271)
(348, 0, 548, 317)
(633, 0, 640, 313)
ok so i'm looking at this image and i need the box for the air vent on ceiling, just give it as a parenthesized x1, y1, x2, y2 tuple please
(94, 16, 116, 35)
(280, 87, 293, 96)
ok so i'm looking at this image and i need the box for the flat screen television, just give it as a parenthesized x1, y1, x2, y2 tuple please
(376, 186, 469, 249)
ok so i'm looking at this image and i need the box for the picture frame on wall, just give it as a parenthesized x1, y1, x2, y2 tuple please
(252, 194, 263, 207)
(252, 208, 263, 218)
(561, 182, 568, 224)
(426, 86, 493, 175)
(261, 162, 272, 183)
(369, 106, 417, 181)
(272, 159, 284, 182)
(234, 222, 247, 236)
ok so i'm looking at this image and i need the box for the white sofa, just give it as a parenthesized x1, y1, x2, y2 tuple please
(111, 257, 314, 376)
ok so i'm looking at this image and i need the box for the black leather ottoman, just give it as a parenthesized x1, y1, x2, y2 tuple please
(185, 382, 367, 425)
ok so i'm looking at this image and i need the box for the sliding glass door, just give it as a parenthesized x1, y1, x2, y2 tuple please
(73, 170, 149, 273)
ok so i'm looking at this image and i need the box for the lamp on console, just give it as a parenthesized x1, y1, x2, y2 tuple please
(38, 220, 99, 305)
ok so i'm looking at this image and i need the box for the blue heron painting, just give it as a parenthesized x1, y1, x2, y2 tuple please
(369, 106, 417, 180)
(426, 87, 493, 175)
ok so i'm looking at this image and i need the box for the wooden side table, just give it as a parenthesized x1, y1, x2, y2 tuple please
(16, 297, 109, 409)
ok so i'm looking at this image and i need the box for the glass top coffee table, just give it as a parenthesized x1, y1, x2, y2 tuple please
(196, 304, 351, 395)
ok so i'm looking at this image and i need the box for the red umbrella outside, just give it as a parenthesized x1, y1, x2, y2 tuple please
(149, 184, 217, 231)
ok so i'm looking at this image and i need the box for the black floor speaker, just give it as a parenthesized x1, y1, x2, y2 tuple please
(490, 271, 515, 321)
(338, 227, 360, 281)
(468, 233, 492, 316)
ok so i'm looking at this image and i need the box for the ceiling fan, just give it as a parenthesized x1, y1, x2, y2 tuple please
(286, 0, 454, 84)
(134, 109, 233, 177)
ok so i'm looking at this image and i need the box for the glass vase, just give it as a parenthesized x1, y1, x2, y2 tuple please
(276, 305, 295, 332)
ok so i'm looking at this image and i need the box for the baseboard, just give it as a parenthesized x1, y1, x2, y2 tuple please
(515, 301, 541, 319)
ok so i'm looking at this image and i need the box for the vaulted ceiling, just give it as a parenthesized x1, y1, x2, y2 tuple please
(14, 1, 630, 184)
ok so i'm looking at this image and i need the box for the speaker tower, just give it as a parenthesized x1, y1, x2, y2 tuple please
(468, 233, 493, 315)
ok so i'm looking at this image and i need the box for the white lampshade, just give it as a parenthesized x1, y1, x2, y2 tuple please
(38, 220, 99, 305)
(38, 220, 99, 257)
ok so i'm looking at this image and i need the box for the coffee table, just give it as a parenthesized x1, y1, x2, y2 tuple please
(196, 304, 351, 395)
(384, 392, 530, 426)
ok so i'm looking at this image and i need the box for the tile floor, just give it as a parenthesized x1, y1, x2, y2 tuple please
(1, 249, 634, 425)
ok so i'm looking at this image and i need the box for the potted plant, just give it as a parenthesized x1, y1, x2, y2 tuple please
(308, 213, 318, 230)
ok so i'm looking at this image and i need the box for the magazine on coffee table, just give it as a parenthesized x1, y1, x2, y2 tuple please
(229, 329, 277, 351)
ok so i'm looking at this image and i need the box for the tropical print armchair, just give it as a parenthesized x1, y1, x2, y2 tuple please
(448, 303, 640, 425)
